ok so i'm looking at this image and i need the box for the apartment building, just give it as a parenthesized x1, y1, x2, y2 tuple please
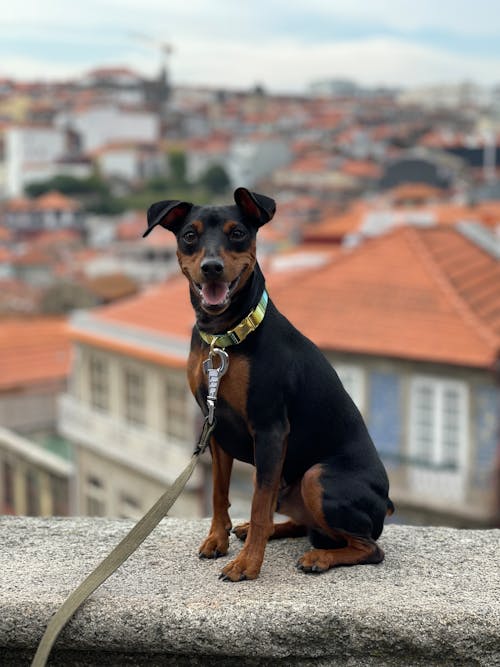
(272, 225, 499, 526)
(0, 318, 74, 515)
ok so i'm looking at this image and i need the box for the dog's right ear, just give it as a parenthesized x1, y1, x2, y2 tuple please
(143, 200, 193, 237)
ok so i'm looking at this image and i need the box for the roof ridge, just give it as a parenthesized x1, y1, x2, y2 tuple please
(408, 227, 499, 353)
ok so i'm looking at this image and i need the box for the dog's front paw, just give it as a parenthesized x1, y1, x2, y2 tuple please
(218, 551, 262, 581)
(198, 531, 229, 559)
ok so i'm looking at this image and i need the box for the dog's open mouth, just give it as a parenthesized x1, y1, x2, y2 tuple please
(195, 275, 241, 309)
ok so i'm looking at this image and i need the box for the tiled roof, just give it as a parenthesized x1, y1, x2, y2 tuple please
(0, 317, 71, 390)
(341, 160, 382, 179)
(303, 201, 367, 242)
(35, 191, 81, 212)
(272, 226, 499, 368)
(5, 197, 32, 212)
(388, 183, 446, 203)
(94, 276, 195, 341)
(84, 273, 138, 301)
(70, 227, 499, 369)
(5, 191, 81, 214)
(303, 198, 500, 243)
(418, 227, 500, 340)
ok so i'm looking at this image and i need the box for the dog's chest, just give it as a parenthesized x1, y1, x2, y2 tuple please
(187, 346, 255, 462)
(187, 346, 251, 420)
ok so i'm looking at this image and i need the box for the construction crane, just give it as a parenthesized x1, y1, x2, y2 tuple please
(129, 32, 174, 118)
(129, 32, 174, 75)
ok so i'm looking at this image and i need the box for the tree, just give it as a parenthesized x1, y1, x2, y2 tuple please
(199, 164, 230, 195)
(168, 150, 188, 187)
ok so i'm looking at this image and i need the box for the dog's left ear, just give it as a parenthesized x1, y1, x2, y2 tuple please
(143, 200, 193, 237)
(234, 187, 276, 227)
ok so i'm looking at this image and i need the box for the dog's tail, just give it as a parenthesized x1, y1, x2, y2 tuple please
(386, 498, 395, 517)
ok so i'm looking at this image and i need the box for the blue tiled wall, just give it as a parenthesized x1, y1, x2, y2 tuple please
(474, 385, 499, 488)
(368, 371, 402, 465)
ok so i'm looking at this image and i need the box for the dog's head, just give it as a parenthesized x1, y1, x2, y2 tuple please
(144, 187, 275, 315)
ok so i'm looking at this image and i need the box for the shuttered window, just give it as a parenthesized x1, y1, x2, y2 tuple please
(409, 377, 468, 470)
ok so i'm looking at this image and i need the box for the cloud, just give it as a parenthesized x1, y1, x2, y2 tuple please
(284, 0, 500, 36)
(5, 36, 500, 92)
(1, 2, 500, 89)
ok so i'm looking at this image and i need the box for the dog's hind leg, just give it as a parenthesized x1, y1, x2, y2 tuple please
(233, 519, 307, 541)
(296, 464, 385, 573)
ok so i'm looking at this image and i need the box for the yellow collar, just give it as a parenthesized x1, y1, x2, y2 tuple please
(197, 289, 268, 348)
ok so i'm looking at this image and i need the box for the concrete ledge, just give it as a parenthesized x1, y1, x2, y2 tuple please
(1, 517, 499, 666)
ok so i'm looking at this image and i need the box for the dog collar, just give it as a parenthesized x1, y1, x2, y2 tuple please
(197, 289, 268, 348)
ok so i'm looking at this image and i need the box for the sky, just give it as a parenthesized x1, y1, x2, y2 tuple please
(1, 1, 500, 92)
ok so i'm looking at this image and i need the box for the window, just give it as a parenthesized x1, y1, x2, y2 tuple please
(124, 368, 146, 425)
(334, 363, 365, 413)
(89, 356, 109, 411)
(50, 475, 69, 516)
(409, 377, 468, 470)
(85, 474, 106, 517)
(118, 492, 142, 519)
(165, 373, 189, 440)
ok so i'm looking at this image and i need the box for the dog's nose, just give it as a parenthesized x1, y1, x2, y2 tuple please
(201, 258, 224, 279)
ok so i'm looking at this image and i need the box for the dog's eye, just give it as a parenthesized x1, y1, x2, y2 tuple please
(182, 230, 197, 244)
(230, 228, 247, 241)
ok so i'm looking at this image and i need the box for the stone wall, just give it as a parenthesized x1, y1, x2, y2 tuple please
(1, 517, 499, 665)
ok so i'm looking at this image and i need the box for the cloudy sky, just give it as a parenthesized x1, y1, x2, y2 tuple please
(1, 1, 500, 92)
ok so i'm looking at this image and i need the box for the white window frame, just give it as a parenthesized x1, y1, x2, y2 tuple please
(334, 363, 365, 414)
(409, 376, 468, 470)
(89, 354, 109, 412)
(123, 366, 146, 426)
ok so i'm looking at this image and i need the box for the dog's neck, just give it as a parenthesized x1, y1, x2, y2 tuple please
(191, 263, 266, 336)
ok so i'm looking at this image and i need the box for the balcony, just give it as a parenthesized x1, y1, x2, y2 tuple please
(58, 394, 200, 487)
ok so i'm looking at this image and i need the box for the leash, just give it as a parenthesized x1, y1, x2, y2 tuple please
(31, 348, 229, 667)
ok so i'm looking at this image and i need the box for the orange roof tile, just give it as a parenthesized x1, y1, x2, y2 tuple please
(303, 202, 367, 242)
(272, 226, 499, 368)
(418, 227, 500, 339)
(95, 276, 195, 341)
(341, 160, 382, 179)
(5, 196, 33, 212)
(0, 317, 71, 390)
(33, 229, 82, 246)
(35, 190, 81, 212)
(84, 273, 138, 301)
(389, 183, 446, 203)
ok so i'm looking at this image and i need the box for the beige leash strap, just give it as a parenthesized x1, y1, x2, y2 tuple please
(31, 420, 215, 667)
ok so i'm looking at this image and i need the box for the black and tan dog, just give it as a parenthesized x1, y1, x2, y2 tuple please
(144, 187, 393, 581)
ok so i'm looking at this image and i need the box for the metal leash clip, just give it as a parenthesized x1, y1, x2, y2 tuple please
(202, 347, 229, 425)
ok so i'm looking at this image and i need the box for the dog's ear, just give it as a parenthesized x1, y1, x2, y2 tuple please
(234, 187, 276, 227)
(143, 200, 193, 237)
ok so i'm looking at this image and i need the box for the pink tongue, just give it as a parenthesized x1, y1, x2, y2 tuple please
(202, 282, 229, 306)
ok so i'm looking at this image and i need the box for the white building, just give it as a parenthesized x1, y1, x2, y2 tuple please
(95, 143, 167, 182)
(227, 136, 292, 188)
(3, 125, 67, 197)
(55, 105, 160, 154)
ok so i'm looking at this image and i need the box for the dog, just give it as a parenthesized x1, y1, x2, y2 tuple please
(144, 187, 393, 581)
